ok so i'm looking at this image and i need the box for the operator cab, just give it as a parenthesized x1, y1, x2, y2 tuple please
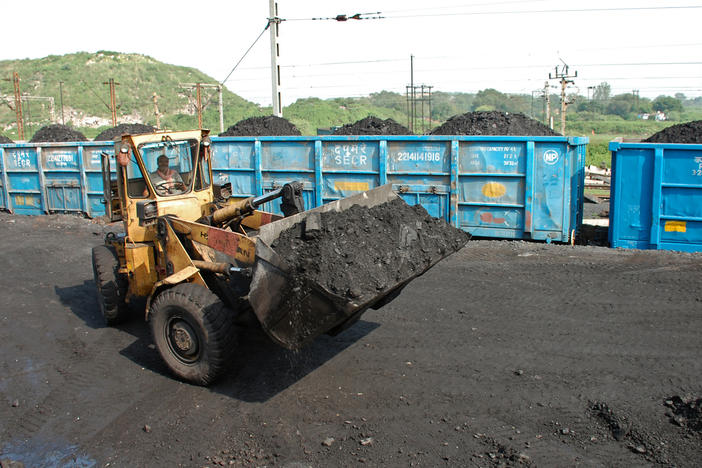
(102, 130, 214, 225)
(136, 137, 210, 197)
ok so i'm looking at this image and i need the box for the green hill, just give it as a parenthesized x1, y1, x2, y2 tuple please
(0, 51, 448, 139)
(1, 51, 700, 155)
(0, 51, 264, 139)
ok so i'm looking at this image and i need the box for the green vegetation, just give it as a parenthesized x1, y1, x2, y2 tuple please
(0, 52, 263, 139)
(1, 52, 700, 169)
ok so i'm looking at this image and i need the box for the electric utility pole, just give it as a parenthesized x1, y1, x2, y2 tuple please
(103, 78, 119, 126)
(217, 84, 224, 133)
(179, 83, 223, 130)
(269, 0, 282, 117)
(543, 81, 551, 128)
(549, 63, 577, 134)
(5, 72, 25, 140)
(408, 55, 415, 132)
(153, 93, 161, 129)
(59, 81, 65, 125)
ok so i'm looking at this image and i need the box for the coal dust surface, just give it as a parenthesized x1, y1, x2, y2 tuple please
(0, 134, 13, 144)
(430, 110, 560, 136)
(332, 116, 412, 135)
(1, 212, 701, 466)
(93, 123, 156, 141)
(220, 116, 301, 136)
(272, 199, 469, 303)
(29, 124, 87, 143)
(644, 120, 702, 143)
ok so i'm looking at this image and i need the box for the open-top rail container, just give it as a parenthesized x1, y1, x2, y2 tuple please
(609, 141, 702, 252)
(1, 135, 588, 243)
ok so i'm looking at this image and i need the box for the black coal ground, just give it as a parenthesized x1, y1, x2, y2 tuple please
(665, 396, 702, 432)
(644, 120, 702, 143)
(1, 212, 701, 467)
(272, 199, 469, 303)
(0, 135, 13, 144)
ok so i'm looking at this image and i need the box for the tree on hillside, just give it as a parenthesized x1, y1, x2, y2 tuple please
(653, 95, 683, 113)
(431, 92, 474, 120)
(471, 89, 509, 111)
(593, 82, 611, 102)
(471, 89, 530, 114)
(369, 91, 405, 112)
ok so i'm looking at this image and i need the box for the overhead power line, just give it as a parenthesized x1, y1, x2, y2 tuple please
(235, 59, 702, 73)
(382, 5, 702, 19)
(381, 0, 553, 14)
(285, 5, 702, 21)
(220, 22, 271, 86)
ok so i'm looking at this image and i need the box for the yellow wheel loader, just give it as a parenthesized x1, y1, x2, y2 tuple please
(92, 129, 464, 385)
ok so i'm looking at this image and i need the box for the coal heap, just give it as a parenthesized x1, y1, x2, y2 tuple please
(94, 123, 156, 141)
(333, 116, 412, 135)
(430, 111, 560, 136)
(220, 116, 301, 136)
(272, 198, 469, 303)
(0, 135, 13, 144)
(665, 396, 702, 432)
(644, 120, 702, 144)
(30, 124, 87, 143)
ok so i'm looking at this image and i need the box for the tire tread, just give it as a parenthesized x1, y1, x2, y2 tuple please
(92, 244, 129, 325)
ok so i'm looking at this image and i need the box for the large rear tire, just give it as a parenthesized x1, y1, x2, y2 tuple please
(92, 245, 129, 326)
(149, 283, 236, 386)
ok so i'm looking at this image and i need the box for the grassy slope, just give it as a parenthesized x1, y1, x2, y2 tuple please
(0, 51, 263, 139)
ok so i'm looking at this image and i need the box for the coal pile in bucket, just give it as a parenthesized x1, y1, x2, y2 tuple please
(643, 120, 702, 143)
(430, 110, 560, 136)
(0, 135, 13, 144)
(94, 123, 156, 141)
(220, 116, 301, 136)
(30, 124, 87, 143)
(333, 116, 412, 135)
(272, 198, 469, 305)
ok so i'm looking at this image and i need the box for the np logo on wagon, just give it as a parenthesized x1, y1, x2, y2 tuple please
(543, 149, 560, 166)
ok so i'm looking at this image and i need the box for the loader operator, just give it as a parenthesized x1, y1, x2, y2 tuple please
(148, 155, 185, 195)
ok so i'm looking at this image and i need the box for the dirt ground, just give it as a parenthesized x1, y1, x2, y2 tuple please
(0, 213, 700, 467)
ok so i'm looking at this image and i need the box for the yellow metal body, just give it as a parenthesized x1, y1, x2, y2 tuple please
(101, 129, 278, 313)
(117, 130, 214, 244)
(124, 243, 157, 297)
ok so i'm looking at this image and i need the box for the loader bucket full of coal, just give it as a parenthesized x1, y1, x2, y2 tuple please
(248, 184, 470, 349)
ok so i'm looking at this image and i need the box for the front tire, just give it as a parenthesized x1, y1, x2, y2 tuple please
(149, 283, 236, 385)
(92, 245, 129, 326)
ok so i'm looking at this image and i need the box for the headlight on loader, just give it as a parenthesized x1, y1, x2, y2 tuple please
(136, 200, 159, 226)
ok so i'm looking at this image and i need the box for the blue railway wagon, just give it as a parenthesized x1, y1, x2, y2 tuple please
(609, 141, 702, 252)
(211, 135, 588, 243)
(1, 135, 587, 243)
(0, 142, 112, 216)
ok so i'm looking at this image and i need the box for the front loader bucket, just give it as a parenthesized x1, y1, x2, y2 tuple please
(247, 184, 467, 349)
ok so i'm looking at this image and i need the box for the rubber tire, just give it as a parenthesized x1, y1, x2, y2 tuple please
(92, 245, 129, 326)
(149, 283, 236, 386)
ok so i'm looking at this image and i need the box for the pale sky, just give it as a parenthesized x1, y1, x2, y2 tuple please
(4, 0, 702, 106)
